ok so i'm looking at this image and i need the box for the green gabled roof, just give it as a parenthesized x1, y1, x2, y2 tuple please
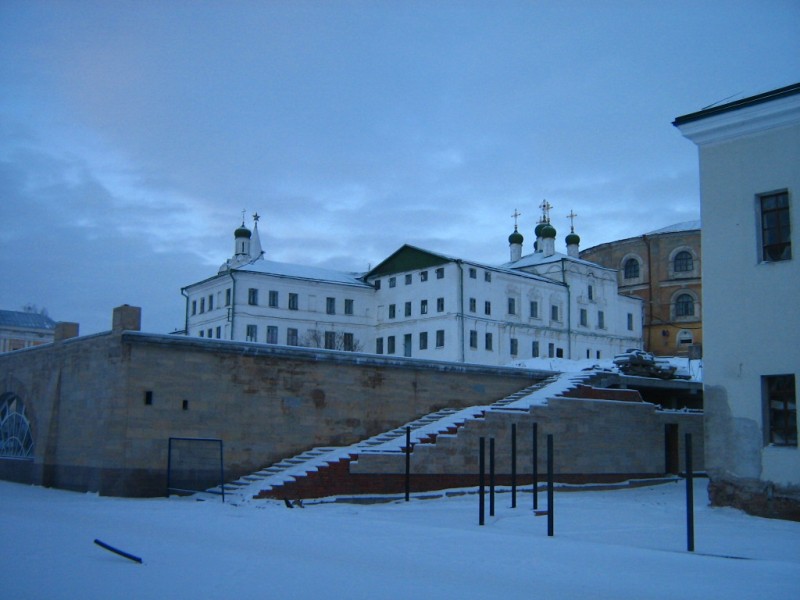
(366, 244, 454, 278)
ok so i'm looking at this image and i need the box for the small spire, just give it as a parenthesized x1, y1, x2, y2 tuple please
(566, 209, 577, 232)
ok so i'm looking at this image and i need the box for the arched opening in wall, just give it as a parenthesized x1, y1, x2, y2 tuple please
(677, 329, 694, 346)
(0, 392, 34, 459)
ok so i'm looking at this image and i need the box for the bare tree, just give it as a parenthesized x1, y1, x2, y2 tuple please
(302, 329, 363, 352)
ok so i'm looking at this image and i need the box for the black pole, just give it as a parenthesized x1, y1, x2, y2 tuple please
(219, 439, 225, 503)
(489, 437, 496, 517)
(685, 433, 695, 552)
(532, 422, 539, 511)
(166, 438, 173, 498)
(547, 434, 554, 537)
(405, 426, 411, 502)
(479, 437, 486, 526)
(511, 423, 517, 508)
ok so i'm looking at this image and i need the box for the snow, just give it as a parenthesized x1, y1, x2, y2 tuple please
(511, 356, 703, 382)
(3, 479, 797, 599)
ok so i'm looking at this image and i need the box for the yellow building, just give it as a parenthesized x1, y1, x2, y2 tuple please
(580, 222, 701, 356)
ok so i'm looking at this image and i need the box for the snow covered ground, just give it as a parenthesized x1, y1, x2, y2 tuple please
(3, 478, 797, 599)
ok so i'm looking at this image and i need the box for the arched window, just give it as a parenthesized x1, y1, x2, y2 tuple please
(675, 294, 695, 317)
(623, 258, 640, 279)
(674, 251, 693, 273)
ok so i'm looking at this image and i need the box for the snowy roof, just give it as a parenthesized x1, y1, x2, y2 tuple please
(0, 310, 56, 330)
(504, 250, 616, 272)
(645, 220, 701, 235)
(236, 259, 371, 288)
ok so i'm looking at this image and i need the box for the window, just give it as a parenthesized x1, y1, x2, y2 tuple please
(588, 285, 593, 301)
(199, 330, 204, 337)
(324, 331, 336, 350)
(764, 374, 796, 446)
(510, 338, 518, 356)
(374, 279, 381, 290)
(200, 297, 205, 313)
(508, 298, 516, 315)
(551, 305, 559, 321)
(484, 271, 492, 282)
(437, 298, 444, 312)
(267, 326, 278, 344)
(389, 304, 396, 319)
(579, 308, 588, 327)
(436, 330, 445, 348)
(484, 301, 491, 316)
(405, 301, 412, 317)
(326, 297, 336, 315)
(419, 331, 428, 350)
(248, 288, 258, 306)
(420, 270, 428, 282)
(624, 258, 640, 280)
(469, 330, 477, 349)
(208, 295, 214, 311)
(344, 299, 354, 315)
(387, 336, 396, 354)
(556, 348, 564, 358)
(469, 298, 476, 312)
(287, 328, 298, 346)
(404, 334, 412, 357)
(627, 313, 634, 331)
(532, 341, 540, 357)
(674, 251, 693, 273)
(760, 191, 791, 261)
(675, 294, 694, 317)
(376, 338, 384, 354)
(144, 391, 153, 406)
(405, 273, 412, 285)
(485, 332, 493, 351)
(436, 267, 445, 279)
(269, 290, 279, 308)
(469, 268, 477, 279)
(246, 324, 257, 342)
(343, 333, 354, 352)
(548, 343, 555, 358)
(420, 299, 428, 314)
(530, 301, 539, 318)
(389, 277, 396, 288)
(215, 326, 221, 339)
(289, 293, 298, 311)
(225, 288, 231, 306)
(207, 329, 212, 339)
(191, 300, 197, 315)
(597, 310, 605, 329)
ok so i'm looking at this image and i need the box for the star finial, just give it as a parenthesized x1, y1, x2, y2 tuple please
(253, 212, 260, 223)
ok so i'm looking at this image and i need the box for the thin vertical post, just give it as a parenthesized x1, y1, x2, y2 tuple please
(219, 439, 225, 504)
(489, 437, 496, 517)
(166, 437, 173, 498)
(532, 422, 539, 510)
(547, 434, 554, 537)
(479, 437, 486, 526)
(685, 433, 695, 552)
(405, 426, 411, 502)
(511, 423, 517, 508)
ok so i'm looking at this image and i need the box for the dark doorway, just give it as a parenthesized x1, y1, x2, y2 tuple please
(664, 424, 680, 474)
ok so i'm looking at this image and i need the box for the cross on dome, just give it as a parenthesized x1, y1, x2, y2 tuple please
(566, 209, 578, 232)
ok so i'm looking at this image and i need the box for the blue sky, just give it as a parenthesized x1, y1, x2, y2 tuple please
(1, 1, 798, 334)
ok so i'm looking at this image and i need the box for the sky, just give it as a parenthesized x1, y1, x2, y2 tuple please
(3, 478, 800, 599)
(1, 1, 798, 335)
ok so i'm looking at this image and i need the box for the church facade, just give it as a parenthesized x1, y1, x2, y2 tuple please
(181, 208, 643, 367)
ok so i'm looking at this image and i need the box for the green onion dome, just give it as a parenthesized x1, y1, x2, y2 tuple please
(508, 228, 524, 245)
(541, 223, 556, 239)
(565, 232, 580, 245)
(234, 224, 252, 239)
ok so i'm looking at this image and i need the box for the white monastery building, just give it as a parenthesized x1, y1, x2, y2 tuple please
(674, 82, 799, 519)
(182, 205, 643, 367)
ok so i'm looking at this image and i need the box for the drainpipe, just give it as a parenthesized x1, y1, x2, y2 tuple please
(227, 270, 237, 340)
(643, 235, 653, 352)
(561, 259, 572, 359)
(180, 287, 190, 335)
(457, 260, 465, 363)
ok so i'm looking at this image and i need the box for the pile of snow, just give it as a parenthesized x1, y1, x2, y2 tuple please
(510, 356, 703, 382)
(3, 479, 797, 599)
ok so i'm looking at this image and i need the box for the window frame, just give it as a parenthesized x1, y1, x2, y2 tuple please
(763, 374, 797, 446)
(759, 190, 792, 262)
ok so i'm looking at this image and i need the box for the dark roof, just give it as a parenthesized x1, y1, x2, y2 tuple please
(365, 245, 454, 278)
(0, 310, 57, 330)
(673, 82, 800, 127)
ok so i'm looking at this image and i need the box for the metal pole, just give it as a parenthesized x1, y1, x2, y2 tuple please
(490, 437, 495, 517)
(405, 426, 411, 502)
(479, 437, 485, 526)
(532, 422, 539, 511)
(166, 437, 173, 498)
(511, 423, 517, 508)
(219, 439, 225, 504)
(685, 433, 695, 552)
(547, 434, 554, 537)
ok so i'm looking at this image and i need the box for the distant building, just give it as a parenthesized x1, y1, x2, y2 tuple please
(580, 222, 702, 356)
(675, 82, 800, 520)
(182, 205, 643, 367)
(0, 310, 56, 353)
